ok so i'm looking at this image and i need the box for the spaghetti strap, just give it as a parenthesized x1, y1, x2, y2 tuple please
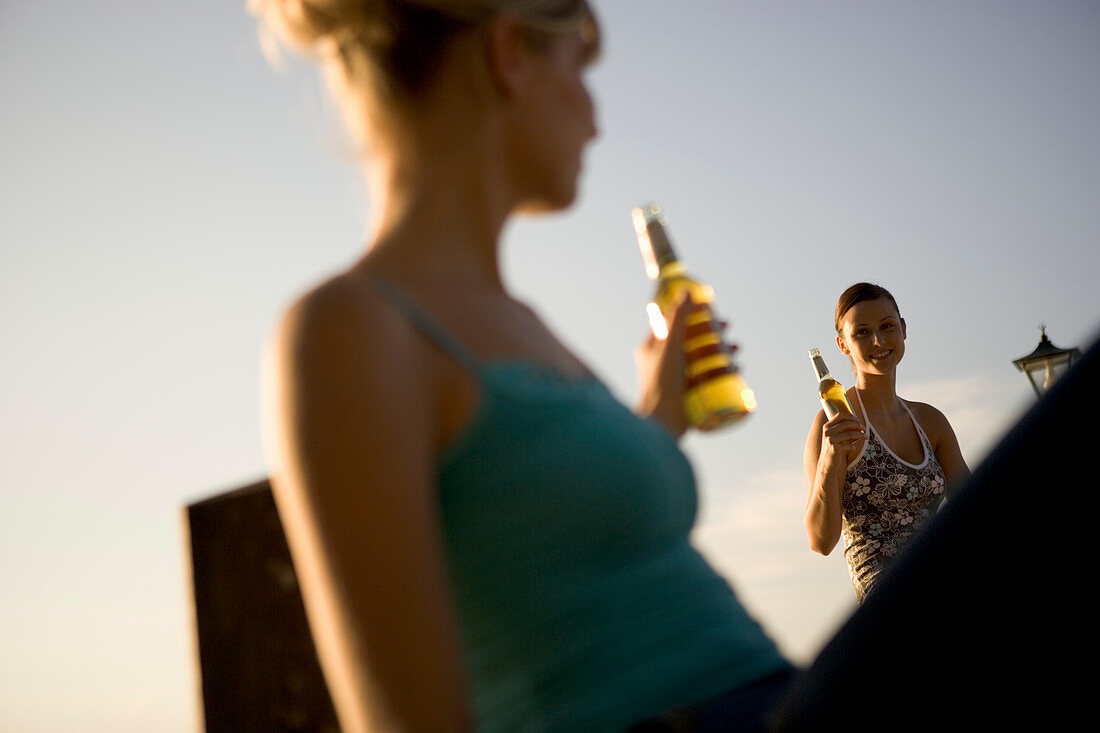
(899, 400, 933, 448)
(367, 277, 483, 375)
(853, 388, 865, 422)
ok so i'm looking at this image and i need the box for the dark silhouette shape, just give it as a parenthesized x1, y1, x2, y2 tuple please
(184, 480, 338, 732)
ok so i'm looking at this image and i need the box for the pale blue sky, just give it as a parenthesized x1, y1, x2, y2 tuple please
(2, 1, 1098, 730)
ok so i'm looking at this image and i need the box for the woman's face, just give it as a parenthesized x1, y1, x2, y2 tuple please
(511, 27, 598, 212)
(836, 297, 907, 375)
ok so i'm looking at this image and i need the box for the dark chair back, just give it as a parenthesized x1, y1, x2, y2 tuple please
(184, 479, 338, 732)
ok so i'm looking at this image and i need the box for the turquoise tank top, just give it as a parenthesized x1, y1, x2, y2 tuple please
(372, 280, 791, 732)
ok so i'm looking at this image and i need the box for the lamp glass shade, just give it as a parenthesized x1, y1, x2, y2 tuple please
(1014, 332, 1081, 397)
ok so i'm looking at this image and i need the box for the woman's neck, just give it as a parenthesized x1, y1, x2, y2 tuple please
(361, 111, 515, 290)
(348, 29, 537, 292)
(854, 370, 902, 415)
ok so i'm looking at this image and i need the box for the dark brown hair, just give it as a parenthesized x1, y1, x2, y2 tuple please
(834, 282, 901, 333)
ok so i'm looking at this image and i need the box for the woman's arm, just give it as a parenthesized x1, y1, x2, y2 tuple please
(261, 278, 473, 733)
(804, 409, 864, 555)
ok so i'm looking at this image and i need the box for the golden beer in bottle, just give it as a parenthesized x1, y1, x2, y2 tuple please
(633, 203, 755, 431)
(809, 348, 853, 419)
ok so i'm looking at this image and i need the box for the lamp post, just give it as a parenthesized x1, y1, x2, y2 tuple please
(1012, 325, 1081, 398)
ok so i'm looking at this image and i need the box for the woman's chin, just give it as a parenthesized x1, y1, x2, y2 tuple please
(516, 190, 578, 216)
(865, 357, 901, 374)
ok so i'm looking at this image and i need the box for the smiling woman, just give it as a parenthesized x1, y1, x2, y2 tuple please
(803, 282, 971, 602)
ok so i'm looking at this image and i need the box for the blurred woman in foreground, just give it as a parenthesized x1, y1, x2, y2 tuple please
(255, 1, 793, 730)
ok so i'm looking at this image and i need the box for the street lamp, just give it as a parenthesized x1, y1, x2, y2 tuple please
(1012, 325, 1081, 398)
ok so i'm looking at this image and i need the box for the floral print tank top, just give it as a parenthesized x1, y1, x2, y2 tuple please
(842, 392, 947, 603)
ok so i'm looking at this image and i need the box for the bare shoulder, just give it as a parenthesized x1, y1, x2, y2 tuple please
(262, 271, 441, 454)
(905, 399, 949, 424)
(261, 271, 446, 503)
(273, 273, 395, 353)
(904, 400, 957, 440)
(267, 272, 424, 384)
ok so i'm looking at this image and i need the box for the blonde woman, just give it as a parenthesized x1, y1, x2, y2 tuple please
(255, 2, 793, 731)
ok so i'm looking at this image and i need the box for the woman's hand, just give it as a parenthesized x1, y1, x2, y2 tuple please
(820, 412, 865, 470)
(634, 294, 698, 439)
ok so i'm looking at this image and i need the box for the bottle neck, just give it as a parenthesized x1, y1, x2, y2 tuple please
(655, 259, 686, 280)
(634, 207, 680, 280)
(811, 353, 832, 381)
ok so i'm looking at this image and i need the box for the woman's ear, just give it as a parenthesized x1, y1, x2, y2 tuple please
(483, 15, 530, 99)
(836, 333, 850, 356)
(901, 317, 907, 340)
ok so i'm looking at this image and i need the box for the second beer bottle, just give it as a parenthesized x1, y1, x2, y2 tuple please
(633, 203, 755, 431)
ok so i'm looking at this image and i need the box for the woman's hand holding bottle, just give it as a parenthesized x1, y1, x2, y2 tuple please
(635, 293, 699, 439)
(819, 412, 865, 472)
